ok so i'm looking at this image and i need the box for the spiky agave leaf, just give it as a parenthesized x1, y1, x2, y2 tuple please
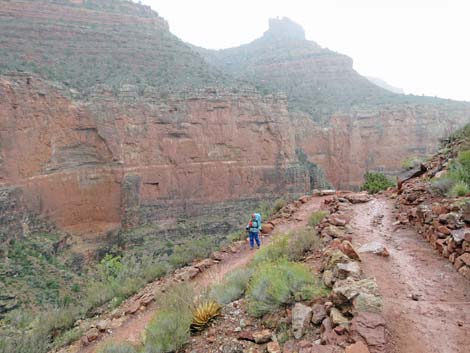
(190, 300, 221, 333)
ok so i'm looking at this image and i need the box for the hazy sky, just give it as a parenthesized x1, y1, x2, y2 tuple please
(140, 0, 470, 102)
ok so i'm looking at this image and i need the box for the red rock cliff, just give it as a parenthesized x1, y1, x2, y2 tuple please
(0, 74, 308, 238)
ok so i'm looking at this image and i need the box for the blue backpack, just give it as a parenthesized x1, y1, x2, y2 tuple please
(254, 213, 262, 230)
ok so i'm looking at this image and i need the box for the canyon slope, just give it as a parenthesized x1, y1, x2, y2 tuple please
(196, 17, 470, 188)
(0, 1, 469, 245)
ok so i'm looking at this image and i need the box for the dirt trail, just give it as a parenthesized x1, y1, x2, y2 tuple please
(350, 196, 470, 353)
(75, 196, 329, 353)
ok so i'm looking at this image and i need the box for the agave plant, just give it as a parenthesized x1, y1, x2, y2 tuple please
(190, 300, 221, 333)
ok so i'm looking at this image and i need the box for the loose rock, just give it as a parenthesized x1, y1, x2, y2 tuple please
(292, 303, 313, 339)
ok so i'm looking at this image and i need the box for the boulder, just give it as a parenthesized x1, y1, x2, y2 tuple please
(458, 265, 470, 280)
(329, 308, 349, 327)
(267, 341, 282, 353)
(96, 319, 110, 332)
(320, 317, 346, 346)
(350, 312, 386, 353)
(252, 329, 272, 344)
(344, 193, 371, 204)
(194, 258, 213, 271)
(299, 195, 310, 204)
(345, 342, 370, 353)
(261, 223, 275, 234)
(332, 278, 383, 314)
(311, 304, 327, 325)
(323, 225, 346, 239)
(333, 261, 361, 280)
(460, 201, 470, 222)
(329, 216, 347, 227)
(451, 228, 469, 244)
(211, 251, 224, 261)
(341, 240, 361, 261)
(125, 301, 141, 315)
(292, 303, 313, 339)
(457, 253, 470, 266)
(324, 249, 351, 270)
(177, 266, 200, 281)
(320, 190, 336, 196)
(358, 242, 389, 257)
(323, 270, 335, 288)
(85, 327, 99, 342)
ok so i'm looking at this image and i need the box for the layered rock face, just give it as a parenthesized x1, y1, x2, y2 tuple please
(294, 104, 470, 189)
(0, 73, 308, 242)
(0, 0, 228, 92)
(197, 18, 470, 189)
(1, 1, 469, 244)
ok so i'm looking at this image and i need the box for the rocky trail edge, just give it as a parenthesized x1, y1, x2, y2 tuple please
(59, 193, 470, 353)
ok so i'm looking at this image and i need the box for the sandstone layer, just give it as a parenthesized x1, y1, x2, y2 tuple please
(0, 73, 308, 244)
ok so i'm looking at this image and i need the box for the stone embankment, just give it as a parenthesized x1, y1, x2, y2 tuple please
(393, 142, 470, 280)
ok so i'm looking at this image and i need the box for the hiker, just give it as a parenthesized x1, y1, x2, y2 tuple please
(246, 213, 261, 249)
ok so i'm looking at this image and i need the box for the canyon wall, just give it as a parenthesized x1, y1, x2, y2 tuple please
(0, 73, 308, 243)
(294, 104, 470, 189)
(1, 1, 469, 245)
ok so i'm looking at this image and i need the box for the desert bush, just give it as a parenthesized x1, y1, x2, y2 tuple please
(251, 234, 289, 266)
(256, 201, 274, 221)
(210, 267, 254, 304)
(227, 230, 246, 242)
(246, 261, 317, 317)
(449, 181, 470, 197)
(144, 284, 193, 353)
(450, 150, 470, 185)
(361, 171, 394, 194)
(431, 176, 456, 195)
(0, 329, 49, 353)
(273, 199, 287, 213)
(168, 237, 215, 268)
(98, 343, 137, 353)
(288, 229, 321, 261)
(308, 210, 329, 227)
(401, 156, 423, 170)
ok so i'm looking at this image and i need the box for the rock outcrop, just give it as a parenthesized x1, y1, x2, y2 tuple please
(0, 73, 308, 245)
(197, 17, 470, 189)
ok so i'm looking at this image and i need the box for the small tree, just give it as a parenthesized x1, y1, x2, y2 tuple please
(361, 171, 394, 194)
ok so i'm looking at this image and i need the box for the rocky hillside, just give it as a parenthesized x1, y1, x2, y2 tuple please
(0, 0, 230, 93)
(394, 124, 470, 279)
(196, 17, 470, 188)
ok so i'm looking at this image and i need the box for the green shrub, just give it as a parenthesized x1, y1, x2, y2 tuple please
(361, 171, 394, 194)
(144, 284, 193, 353)
(246, 261, 318, 317)
(449, 181, 470, 197)
(251, 235, 289, 266)
(256, 201, 274, 221)
(210, 267, 253, 304)
(98, 343, 137, 353)
(273, 199, 287, 213)
(168, 238, 215, 268)
(287, 229, 321, 261)
(98, 254, 123, 281)
(401, 156, 423, 170)
(431, 176, 456, 195)
(227, 230, 246, 242)
(450, 150, 470, 185)
(308, 210, 329, 227)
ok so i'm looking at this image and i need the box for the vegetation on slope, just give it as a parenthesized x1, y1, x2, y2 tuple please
(431, 124, 470, 197)
(361, 171, 395, 194)
(0, 0, 232, 95)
